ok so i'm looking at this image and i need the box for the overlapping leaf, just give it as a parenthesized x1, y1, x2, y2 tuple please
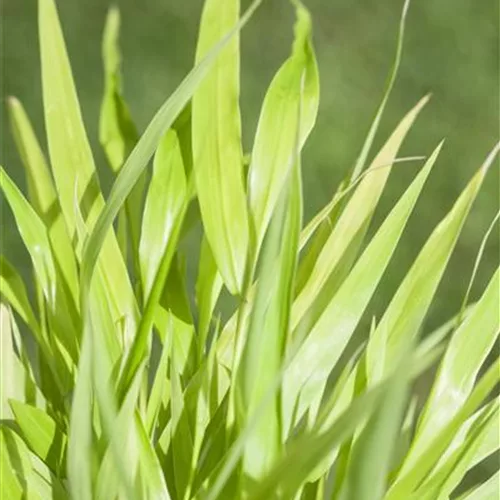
(192, 0, 249, 295)
(282, 144, 439, 434)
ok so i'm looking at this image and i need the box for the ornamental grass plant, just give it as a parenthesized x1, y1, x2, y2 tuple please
(1, 0, 499, 498)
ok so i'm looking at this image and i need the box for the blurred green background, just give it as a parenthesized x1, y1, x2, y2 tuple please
(1, 0, 499, 330)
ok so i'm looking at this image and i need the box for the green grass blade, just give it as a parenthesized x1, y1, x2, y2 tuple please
(28, 452, 69, 499)
(405, 268, 499, 470)
(247, 0, 319, 255)
(8, 97, 79, 305)
(238, 141, 302, 481)
(196, 236, 224, 361)
(135, 414, 172, 500)
(66, 333, 93, 500)
(282, 146, 438, 434)
(0, 256, 41, 340)
(80, 0, 262, 354)
(95, 372, 143, 500)
(458, 208, 500, 324)
(146, 326, 171, 436)
(119, 209, 189, 399)
(366, 146, 497, 388)
(386, 357, 500, 499)
(213, 0, 320, 386)
(416, 304, 476, 359)
(99, 6, 138, 174)
(1, 426, 33, 497)
(0, 427, 24, 498)
(139, 130, 187, 301)
(455, 470, 500, 500)
(9, 401, 67, 476)
(203, 308, 442, 500)
(1, 167, 57, 310)
(192, 0, 249, 295)
(100, 6, 145, 278)
(39, 0, 137, 328)
(0, 304, 45, 419)
(350, 0, 411, 180)
(292, 96, 430, 332)
(248, 372, 403, 499)
(157, 255, 197, 378)
(0, 167, 79, 362)
(170, 343, 194, 500)
(411, 399, 499, 500)
(339, 348, 412, 500)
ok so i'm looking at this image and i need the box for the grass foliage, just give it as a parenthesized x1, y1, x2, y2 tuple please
(1, 0, 499, 498)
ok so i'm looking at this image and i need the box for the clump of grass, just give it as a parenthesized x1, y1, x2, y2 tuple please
(1, 0, 498, 498)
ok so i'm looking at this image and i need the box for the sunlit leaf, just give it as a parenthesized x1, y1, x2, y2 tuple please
(247, 0, 319, 255)
(282, 145, 438, 434)
(8, 96, 79, 305)
(366, 146, 497, 388)
(402, 268, 499, 472)
(192, 0, 249, 295)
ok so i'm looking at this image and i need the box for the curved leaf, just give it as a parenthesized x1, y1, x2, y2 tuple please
(366, 147, 497, 388)
(247, 0, 319, 254)
(139, 130, 186, 301)
(282, 145, 438, 434)
(8, 97, 79, 305)
(10, 400, 67, 476)
(192, 0, 249, 295)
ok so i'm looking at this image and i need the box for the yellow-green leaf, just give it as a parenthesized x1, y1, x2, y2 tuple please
(10, 401, 67, 476)
(366, 147, 497, 388)
(8, 97, 79, 305)
(39, 0, 137, 329)
(192, 0, 249, 295)
(139, 130, 187, 301)
(247, 0, 319, 254)
(282, 146, 438, 434)
(292, 96, 430, 332)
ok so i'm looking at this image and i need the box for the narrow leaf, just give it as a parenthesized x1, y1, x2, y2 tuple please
(192, 0, 249, 295)
(282, 145, 437, 433)
(9, 400, 67, 475)
(366, 146, 497, 387)
(247, 0, 319, 254)
(8, 96, 79, 305)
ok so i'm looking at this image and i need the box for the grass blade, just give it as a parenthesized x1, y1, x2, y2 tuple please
(0, 303, 45, 419)
(100, 6, 145, 278)
(386, 357, 500, 499)
(139, 130, 186, 301)
(99, 6, 138, 174)
(282, 145, 438, 434)
(0, 167, 79, 363)
(455, 470, 500, 500)
(9, 401, 67, 476)
(292, 96, 430, 333)
(66, 332, 93, 500)
(0, 256, 41, 340)
(80, 0, 263, 357)
(365, 145, 496, 388)
(196, 236, 224, 361)
(238, 134, 303, 481)
(411, 399, 499, 500)
(247, 0, 319, 254)
(8, 96, 79, 305)
(406, 268, 499, 470)
(350, 0, 411, 180)
(192, 0, 250, 295)
(0, 427, 24, 498)
(338, 347, 412, 500)
(39, 0, 138, 328)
